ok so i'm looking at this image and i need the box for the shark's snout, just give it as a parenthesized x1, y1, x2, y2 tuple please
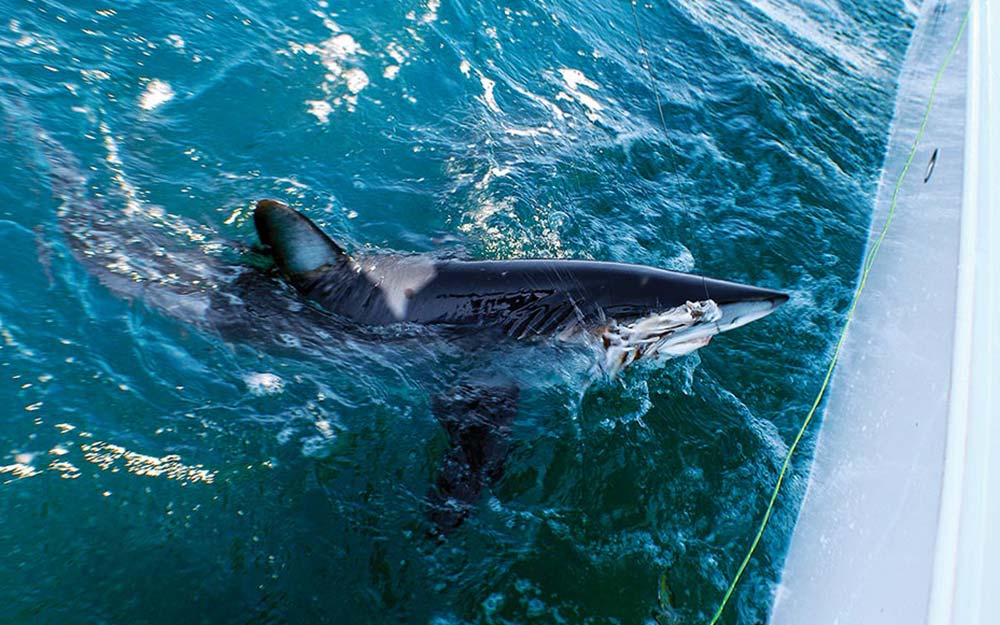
(702, 278, 788, 308)
(699, 276, 788, 330)
(715, 292, 788, 332)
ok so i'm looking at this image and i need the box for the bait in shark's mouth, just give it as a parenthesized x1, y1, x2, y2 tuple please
(600, 300, 723, 375)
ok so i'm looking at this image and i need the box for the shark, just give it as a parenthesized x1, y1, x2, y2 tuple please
(51, 152, 787, 533)
(253, 199, 788, 374)
(252, 199, 788, 532)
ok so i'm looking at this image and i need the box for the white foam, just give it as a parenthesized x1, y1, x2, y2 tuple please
(479, 75, 501, 113)
(473, 165, 512, 190)
(557, 68, 603, 122)
(139, 79, 175, 111)
(289, 20, 371, 118)
(421, 0, 441, 23)
(306, 99, 333, 123)
(559, 67, 599, 91)
(508, 81, 566, 121)
(245, 372, 285, 396)
(323, 33, 361, 59)
(343, 67, 369, 93)
(385, 41, 408, 64)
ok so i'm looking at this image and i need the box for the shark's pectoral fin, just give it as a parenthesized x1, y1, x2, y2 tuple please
(253, 199, 350, 278)
(427, 382, 520, 536)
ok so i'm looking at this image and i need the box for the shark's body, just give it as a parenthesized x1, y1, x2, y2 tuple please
(254, 200, 788, 371)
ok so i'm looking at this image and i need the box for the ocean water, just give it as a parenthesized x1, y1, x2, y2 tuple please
(0, 1, 916, 624)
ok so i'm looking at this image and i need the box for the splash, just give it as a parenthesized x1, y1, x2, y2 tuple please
(288, 12, 370, 118)
(556, 68, 604, 123)
(245, 372, 286, 396)
(139, 79, 175, 111)
(479, 75, 501, 113)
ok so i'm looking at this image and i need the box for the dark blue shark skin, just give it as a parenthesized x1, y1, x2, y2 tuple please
(254, 199, 788, 339)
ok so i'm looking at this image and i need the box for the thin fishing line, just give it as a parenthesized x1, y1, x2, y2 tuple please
(629, 0, 670, 135)
(708, 8, 971, 624)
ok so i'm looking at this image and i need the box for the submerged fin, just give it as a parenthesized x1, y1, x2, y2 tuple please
(428, 383, 520, 537)
(253, 199, 348, 277)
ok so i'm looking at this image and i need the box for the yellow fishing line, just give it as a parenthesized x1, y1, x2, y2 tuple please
(708, 7, 971, 624)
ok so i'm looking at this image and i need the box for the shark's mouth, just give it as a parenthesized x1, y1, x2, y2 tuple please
(599, 300, 722, 375)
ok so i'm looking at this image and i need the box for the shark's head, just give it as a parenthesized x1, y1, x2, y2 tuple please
(595, 272, 788, 375)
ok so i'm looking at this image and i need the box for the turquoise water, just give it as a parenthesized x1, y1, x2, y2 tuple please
(1, 1, 915, 623)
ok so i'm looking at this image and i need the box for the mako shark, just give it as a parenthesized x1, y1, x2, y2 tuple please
(253, 199, 788, 373)
(251, 200, 787, 532)
(53, 161, 787, 532)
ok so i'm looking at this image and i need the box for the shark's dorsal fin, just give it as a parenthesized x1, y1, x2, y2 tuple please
(253, 199, 349, 277)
